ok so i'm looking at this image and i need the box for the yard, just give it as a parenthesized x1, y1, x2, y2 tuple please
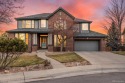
(10, 55, 46, 67)
(47, 52, 90, 67)
(0, 54, 52, 74)
(113, 51, 125, 56)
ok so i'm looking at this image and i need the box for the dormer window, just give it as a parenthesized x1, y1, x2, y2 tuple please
(82, 23, 89, 30)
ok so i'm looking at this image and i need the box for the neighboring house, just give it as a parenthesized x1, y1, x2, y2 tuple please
(7, 7, 107, 52)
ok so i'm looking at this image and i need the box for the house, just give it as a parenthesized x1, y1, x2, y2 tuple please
(7, 7, 107, 52)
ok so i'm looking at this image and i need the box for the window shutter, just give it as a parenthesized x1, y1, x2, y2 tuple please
(48, 34, 52, 45)
(35, 20, 39, 28)
(18, 21, 22, 28)
(33, 34, 37, 45)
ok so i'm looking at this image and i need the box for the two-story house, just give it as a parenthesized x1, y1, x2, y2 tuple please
(7, 7, 107, 52)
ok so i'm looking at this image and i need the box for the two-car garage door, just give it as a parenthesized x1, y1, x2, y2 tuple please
(74, 40, 99, 51)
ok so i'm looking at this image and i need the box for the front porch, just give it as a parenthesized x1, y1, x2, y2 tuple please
(37, 33, 48, 50)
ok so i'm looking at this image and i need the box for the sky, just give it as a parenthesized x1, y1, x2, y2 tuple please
(0, 0, 109, 34)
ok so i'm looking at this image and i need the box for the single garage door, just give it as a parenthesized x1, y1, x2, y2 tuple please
(74, 41, 99, 51)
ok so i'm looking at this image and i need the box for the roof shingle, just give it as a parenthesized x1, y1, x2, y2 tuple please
(74, 31, 107, 38)
(7, 28, 50, 33)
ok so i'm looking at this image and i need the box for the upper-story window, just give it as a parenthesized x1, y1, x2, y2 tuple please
(54, 19, 67, 29)
(82, 23, 89, 30)
(41, 20, 47, 28)
(21, 20, 34, 28)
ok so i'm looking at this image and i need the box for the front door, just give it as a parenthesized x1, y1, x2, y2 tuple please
(40, 37, 47, 49)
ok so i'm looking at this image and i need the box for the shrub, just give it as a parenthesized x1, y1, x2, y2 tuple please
(0, 34, 27, 70)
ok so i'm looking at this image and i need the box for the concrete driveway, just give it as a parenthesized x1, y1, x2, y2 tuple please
(75, 52, 125, 66)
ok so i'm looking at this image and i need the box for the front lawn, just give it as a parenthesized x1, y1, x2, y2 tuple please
(47, 52, 87, 63)
(113, 51, 125, 56)
(10, 55, 46, 67)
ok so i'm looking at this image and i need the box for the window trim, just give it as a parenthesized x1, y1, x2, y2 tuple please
(20, 20, 35, 28)
(48, 34, 52, 45)
(40, 20, 47, 28)
(54, 35, 66, 47)
(32, 34, 37, 45)
(81, 23, 89, 31)
(15, 33, 29, 45)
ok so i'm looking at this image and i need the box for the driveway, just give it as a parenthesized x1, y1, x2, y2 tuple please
(75, 52, 125, 66)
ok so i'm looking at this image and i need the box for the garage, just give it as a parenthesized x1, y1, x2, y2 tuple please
(74, 40, 99, 51)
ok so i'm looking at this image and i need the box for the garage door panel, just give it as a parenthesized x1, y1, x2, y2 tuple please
(75, 41, 99, 51)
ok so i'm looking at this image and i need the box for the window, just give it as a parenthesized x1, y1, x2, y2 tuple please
(15, 33, 29, 45)
(19, 33, 25, 41)
(82, 23, 89, 30)
(21, 20, 34, 28)
(54, 20, 67, 29)
(25, 20, 31, 28)
(33, 34, 37, 45)
(54, 35, 66, 47)
(18, 21, 22, 28)
(48, 34, 52, 45)
(41, 20, 46, 28)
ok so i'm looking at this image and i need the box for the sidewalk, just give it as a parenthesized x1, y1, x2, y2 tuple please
(37, 50, 65, 68)
(0, 64, 125, 83)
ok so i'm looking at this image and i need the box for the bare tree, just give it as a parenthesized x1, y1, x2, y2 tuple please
(0, 0, 24, 25)
(52, 18, 77, 52)
(104, 0, 125, 43)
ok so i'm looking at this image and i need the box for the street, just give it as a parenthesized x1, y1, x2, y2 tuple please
(28, 72, 125, 83)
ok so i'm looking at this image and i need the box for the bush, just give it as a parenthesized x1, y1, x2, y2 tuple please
(0, 34, 27, 70)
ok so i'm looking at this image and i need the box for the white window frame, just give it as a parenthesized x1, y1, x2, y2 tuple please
(41, 20, 47, 28)
(33, 34, 37, 45)
(21, 20, 34, 28)
(82, 23, 89, 30)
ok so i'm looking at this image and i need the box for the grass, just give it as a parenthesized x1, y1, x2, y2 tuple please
(10, 55, 45, 67)
(48, 53, 85, 63)
(113, 51, 125, 56)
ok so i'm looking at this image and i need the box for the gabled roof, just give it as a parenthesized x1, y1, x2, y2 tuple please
(74, 31, 107, 38)
(74, 18, 92, 23)
(15, 13, 51, 20)
(15, 7, 92, 23)
(47, 7, 75, 20)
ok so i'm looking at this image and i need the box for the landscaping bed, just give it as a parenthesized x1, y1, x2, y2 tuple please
(0, 53, 52, 74)
(113, 51, 125, 56)
(46, 52, 90, 67)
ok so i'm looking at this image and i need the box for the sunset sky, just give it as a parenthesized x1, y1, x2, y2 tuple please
(1, 0, 109, 34)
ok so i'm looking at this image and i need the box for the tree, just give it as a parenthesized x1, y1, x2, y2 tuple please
(0, 34, 27, 70)
(107, 22, 121, 51)
(104, 0, 125, 44)
(52, 18, 77, 52)
(0, 0, 24, 25)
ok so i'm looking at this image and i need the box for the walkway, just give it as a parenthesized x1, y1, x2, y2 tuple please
(37, 50, 65, 69)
